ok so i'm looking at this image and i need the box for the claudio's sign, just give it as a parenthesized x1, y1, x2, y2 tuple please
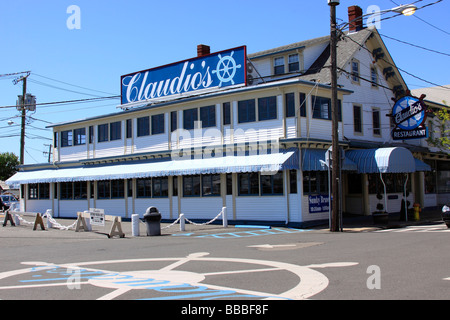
(121, 46, 247, 105)
(391, 94, 428, 140)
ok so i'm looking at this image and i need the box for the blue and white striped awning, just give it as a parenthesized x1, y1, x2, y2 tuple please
(345, 147, 430, 173)
(6, 150, 299, 185)
(301, 149, 358, 171)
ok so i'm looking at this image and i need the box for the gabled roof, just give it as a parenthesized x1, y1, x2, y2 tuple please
(299, 28, 408, 97)
(248, 35, 330, 59)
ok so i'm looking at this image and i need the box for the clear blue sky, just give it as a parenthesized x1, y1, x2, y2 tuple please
(1, 0, 449, 165)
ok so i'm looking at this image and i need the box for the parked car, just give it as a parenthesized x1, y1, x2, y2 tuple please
(0, 194, 18, 210)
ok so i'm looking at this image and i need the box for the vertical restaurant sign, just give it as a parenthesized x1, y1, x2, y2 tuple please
(392, 95, 428, 140)
(121, 46, 247, 105)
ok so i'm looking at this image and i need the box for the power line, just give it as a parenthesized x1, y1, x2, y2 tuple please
(379, 32, 450, 57)
(0, 95, 120, 109)
(32, 73, 117, 96)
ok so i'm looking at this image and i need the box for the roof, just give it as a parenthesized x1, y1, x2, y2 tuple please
(411, 85, 450, 106)
(248, 35, 330, 59)
(299, 29, 374, 84)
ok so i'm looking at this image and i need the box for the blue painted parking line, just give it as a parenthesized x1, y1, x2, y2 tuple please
(178, 227, 309, 239)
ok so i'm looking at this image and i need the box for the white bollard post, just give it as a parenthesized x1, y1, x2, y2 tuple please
(45, 209, 53, 229)
(222, 207, 228, 228)
(132, 214, 140, 237)
(180, 214, 185, 231)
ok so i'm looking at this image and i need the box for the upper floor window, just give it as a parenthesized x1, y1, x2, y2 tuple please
(288, 54, 300, 72)
(183, 108, 198, 130)
(238, 99, 256, 123)
(258, 96, 277, 121)
(372, 108, 381, 136)
(74, 128, 86, 145)
(110, 121, 122, 141)
(126, 119, 132, 139)
(351, 59, 360, 83)
(200, 105, 216, 128)
(98, 124, 109, 142)
(312, 96, 342, 121)
(353, 105, 362, 134)
(61, 130, 73, 147)
(274, 57, 285, 75)
(223, 102, 231, 125)
(137, 116, 150, 137)
(152, 114, 165, 135)
(371, 67, 378, 87)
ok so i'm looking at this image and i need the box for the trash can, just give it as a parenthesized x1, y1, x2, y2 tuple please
(143, 207, 162, 236)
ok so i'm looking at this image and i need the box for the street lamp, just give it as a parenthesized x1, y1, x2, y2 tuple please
(327, 1, 416, 232)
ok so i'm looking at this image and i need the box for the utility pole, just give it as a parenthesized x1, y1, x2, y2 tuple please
(328, 0, 341, 232)
(13, 73, 30, 165)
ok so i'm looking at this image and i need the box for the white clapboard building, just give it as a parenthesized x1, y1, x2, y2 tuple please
(7, 6, 447, 227)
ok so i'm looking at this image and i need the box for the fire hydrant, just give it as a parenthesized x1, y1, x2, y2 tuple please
(413, 203, 421, 221)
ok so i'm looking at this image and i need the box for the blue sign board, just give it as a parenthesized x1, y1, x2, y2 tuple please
(121, 46, 247, 105)
(392, 95, 428, 140)
(308, 195, 330, 214)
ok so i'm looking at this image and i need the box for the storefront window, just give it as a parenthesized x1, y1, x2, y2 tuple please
(437, 161, 450, 193)
(183, 175, 201, 197)
(368, 173, 410, 194)
(303, 171, 328, 195)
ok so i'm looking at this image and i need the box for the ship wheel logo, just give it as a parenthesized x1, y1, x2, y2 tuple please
(212, 51, 242, 86)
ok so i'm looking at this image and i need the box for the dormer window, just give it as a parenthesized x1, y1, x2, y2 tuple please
(274, 57, 285, 75)
(288, 54, 300, 72)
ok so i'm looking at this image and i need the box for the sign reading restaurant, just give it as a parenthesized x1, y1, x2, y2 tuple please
(121, 46, 247, 105)
(391, 95, 428, 140)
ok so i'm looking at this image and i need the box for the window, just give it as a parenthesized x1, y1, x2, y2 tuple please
(226, 173, 232, 195)
(137, 178, 152, 198)
(223, 102, 231, 125)
(126, 119, 132, 139)
(303, 171, 329, 195)
(111, 180, 124, 199)
(371, 67, 378, 87)
(258, 96, 277, 121)
(74, 128, 86, 146)
(238, 99, 256, 123)
(171, 111, 177, 132)
(202, 174, 221, 196)
(98, 124, 109, 142)
(60, 182, 73, 200)
(61, 130, 73, 147)
(137, 116, 150, 137)
(152, 177, 168, 197)
(238, 173, 259, 195)
(28, 184, 38, 199)
(200, 105, 216, 128)
(110, 121, 121, 141)
(183, 175, 201, 196)
(89, 126, 94, 144)
(289, 170, 297, 194)
(353, 105, 362, 133)
(73, 182, 87, 200)
(312, 96, 341, 121)
(274, 57, 284, 75)
(299, 93, 306, 117)
(152, 114, 165, 134)
(260, 171, 283, 195)
(285, 93, 295, 118)
(97, 180, 111, 199)
(372, 109, 381, 136)
(288, 54, 300, 72)
(351, 60, 360, 83)
(183, 108, 198, 130)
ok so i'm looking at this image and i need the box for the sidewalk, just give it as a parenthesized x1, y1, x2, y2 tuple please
(338, 208, 445, 232)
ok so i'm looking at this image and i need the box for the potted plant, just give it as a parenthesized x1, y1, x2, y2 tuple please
(373, 193, 388, 224)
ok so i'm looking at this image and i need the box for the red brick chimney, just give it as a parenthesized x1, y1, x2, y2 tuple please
(197, 44, 210, 57)
(348, 5, 363, 32)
